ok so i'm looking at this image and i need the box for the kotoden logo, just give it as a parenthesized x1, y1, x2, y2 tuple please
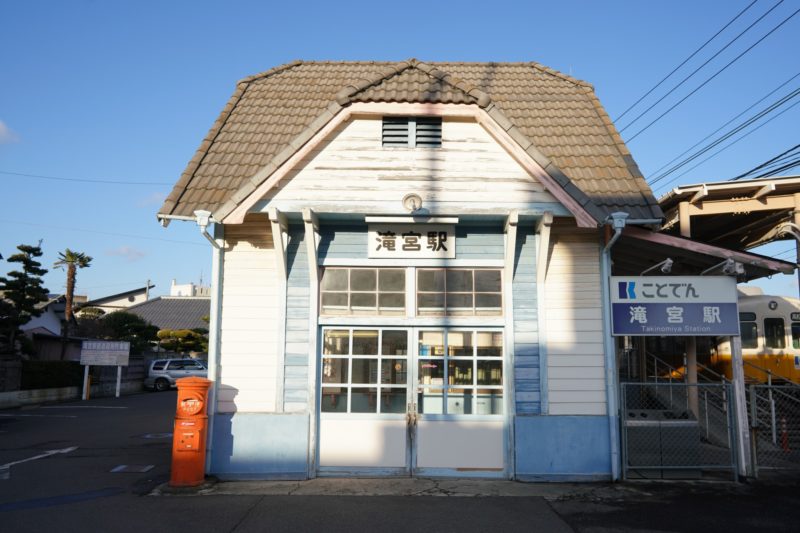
(618, 281, 636, 299)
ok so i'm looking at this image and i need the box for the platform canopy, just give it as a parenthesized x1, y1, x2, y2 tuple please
(611, 226, 795, 282)
(659, 175, 800, 250)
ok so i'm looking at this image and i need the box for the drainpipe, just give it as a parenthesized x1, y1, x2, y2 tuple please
(601, 212, 628, 481)
(194, 210, 221, 250)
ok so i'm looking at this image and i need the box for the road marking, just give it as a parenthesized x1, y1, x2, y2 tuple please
(110, 464, 154, 473)
(41, 406, 128, 409)
(0, 446, 78, 480)
(0, 414, 77, 418)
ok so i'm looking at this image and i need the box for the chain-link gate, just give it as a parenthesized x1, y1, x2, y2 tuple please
(748, 384, 800, 474)
(621, 382, 737, 479)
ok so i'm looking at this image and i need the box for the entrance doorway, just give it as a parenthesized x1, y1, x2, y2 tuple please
(317, 327, 506, 476)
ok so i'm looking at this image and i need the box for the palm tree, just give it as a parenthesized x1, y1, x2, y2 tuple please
(54, 249, 92, 358)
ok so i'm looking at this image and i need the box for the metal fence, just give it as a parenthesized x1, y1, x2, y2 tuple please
(748, 383, 800, 473)
(620, 382, 737, 480)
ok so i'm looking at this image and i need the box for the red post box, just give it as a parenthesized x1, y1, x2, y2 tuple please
(169, 376, 211, 487)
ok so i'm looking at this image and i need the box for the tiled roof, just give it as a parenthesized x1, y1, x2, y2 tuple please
(124, 297, 210, 331)
(159, 59, 662, 222)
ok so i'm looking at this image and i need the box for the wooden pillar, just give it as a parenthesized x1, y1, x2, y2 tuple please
(731, 335, 753, 476)
(794, 193, 800, 299)
(678, 201, 699, 417)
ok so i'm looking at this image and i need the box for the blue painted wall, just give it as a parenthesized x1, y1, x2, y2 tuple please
(515, 416, 611, 480)
(209, 413, 309, 479)
(512, 226, 540, 415)
(318, 224, 505, 261)
(285, 226, 310, 411)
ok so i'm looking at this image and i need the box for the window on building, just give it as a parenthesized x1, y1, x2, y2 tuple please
(382, 116, 442, 148)
(417, 269, 502, 316)
(764, 318, 786, 349)
(417, 329, 503, 415)
(320, 268, 405, 316)
(320, 329, 408, 414)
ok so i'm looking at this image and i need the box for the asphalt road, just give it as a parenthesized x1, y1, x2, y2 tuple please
(1, 391, 800, 533)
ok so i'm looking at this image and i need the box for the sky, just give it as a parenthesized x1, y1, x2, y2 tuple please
(1, 0, 799, 298)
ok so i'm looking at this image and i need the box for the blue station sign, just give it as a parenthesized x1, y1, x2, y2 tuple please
(610, 276, 739, 337)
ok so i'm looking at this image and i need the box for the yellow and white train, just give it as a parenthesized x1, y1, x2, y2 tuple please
(712, 287, 800, 383)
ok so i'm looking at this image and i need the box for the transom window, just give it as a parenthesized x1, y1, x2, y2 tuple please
(417, 269, 502, 316)
(417, 329, 504, 415)
(320, 268, 405, 316)
(321, 329, 408, 414)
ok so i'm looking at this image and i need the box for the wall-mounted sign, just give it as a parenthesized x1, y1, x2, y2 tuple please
(610, 276, 739, 336)
(80, 340, 130, 366)
(368, 224, 455, 259)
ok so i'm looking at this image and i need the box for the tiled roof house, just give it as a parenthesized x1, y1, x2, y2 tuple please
(157, 60, 790, 482)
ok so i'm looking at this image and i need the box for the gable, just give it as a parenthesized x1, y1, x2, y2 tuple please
(159, 60, 662, 224)
(254, 115, 571, 217)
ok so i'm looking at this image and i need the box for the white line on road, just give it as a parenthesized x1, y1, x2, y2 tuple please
(0, 446, 78, 480)
(41, 406, 128, 409)
(0, 414, 77, 418)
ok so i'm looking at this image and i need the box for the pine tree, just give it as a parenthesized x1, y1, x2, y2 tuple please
(0, 243, 50, 354)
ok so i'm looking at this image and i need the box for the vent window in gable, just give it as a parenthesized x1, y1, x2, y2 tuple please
(382, 117, 442, 148)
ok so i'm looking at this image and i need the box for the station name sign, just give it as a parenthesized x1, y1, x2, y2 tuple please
(368, 224, 455, 259)
(80, 340, 131, 366)
(610, 276, 739, 337)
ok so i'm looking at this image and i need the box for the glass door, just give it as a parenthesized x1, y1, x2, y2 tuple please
(413, 328, 506, 476)
(317, 328, 411, 475)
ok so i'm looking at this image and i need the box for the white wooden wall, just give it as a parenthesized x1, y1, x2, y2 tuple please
(217, 215, 280, 413)
(265, 117, 558, 211)
(544, 230, 606, 415)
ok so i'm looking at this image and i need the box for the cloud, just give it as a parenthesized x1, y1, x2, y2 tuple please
(106, 245, 146, 262)
(0, 120, 19, 144)
(137, 191, 166, 207)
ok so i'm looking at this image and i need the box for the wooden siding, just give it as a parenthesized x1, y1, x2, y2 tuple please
(544, 230, 606, 416)
(264, 117, 560, 213)
(218, 216, 279, 413)
(318, 223, 505, 262)
(513, 226, 540, 414)
(284, 226, 310, 412)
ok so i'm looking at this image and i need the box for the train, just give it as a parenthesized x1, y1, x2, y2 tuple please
(711, 287, 800, 384)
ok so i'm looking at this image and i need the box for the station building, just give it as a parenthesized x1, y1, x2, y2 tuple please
(158, 60, 793, 480)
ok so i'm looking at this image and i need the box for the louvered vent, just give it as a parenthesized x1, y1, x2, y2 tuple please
(382, 117, 442, 148)
(414, 117, 442, 147)
(382, 117, 410, 147)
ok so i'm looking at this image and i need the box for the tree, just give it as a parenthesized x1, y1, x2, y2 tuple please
(53, 249, 92, 358)
(101, 312, 158, 354)
(0, 243, 49, 354)
(157, 329, 208, 354)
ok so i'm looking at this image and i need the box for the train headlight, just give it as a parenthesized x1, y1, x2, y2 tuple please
(769, 301, 779, 310)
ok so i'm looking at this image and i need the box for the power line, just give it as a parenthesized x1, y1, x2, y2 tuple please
(652, 98, 800, 194)
(731, 143, 800, 180)
(648, 85, 800, 185)
(614, 0, 759, 123)
(0, 219, 206, 247)
(0, 170, 172, 186)
(619, 0, 785, 134)
(648, 70, 800, 179)
(625, 4, 800, 143)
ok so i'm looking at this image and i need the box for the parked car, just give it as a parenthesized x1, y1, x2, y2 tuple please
(145, 358, 207, 391)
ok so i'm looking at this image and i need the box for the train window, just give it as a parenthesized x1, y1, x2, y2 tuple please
(764, 318, 786, 349)
(740, 322, 758, 349)
(793, 323, 800, 349)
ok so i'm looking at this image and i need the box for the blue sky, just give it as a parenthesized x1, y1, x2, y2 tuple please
(1, 0, 798, 298)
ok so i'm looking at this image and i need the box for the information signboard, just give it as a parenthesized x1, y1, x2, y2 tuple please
(80, 340, 130, 366)
(368, 224, 455, 259)
(610, 276, 739, 336)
